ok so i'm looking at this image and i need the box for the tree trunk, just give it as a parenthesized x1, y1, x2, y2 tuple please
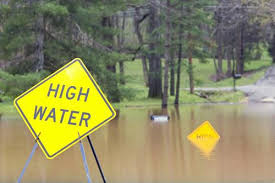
(188, 34, 194, 94)
(134, 7, 149, 87)
(213, 57, 219, 76)
(116, 13, 126, 84)
(240, 24, 245, 74)
(175, 2, 184, 105)
(141, 56, 149, 86)
(215, 6, 223, 80)
(120, 12, 126, 46)
(217, 42, 223, 78)
(102, 16, 120, 102)
(236, 35, 241, 74)
(162, 0, 171, 108)
(148, 0, 162, 98)
(236, 6, 245, 75)
(217, 28, 223, 79)
(35, 14, 44, 72)
(170, 39, 175, 96)
(236, 24, 245, 74)
(119, 61, 124, 83)
(226, 48, 232, 77)
(188, 54, 194, 94)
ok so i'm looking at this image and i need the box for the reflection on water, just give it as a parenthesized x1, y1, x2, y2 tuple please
(1, 104, 275, 183)
(187, 121, 220, 157)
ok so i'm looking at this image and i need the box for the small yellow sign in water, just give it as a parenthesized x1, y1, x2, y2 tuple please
(187, 121, 220, 157)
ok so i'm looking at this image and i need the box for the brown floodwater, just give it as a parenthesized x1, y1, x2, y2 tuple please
(1, 104, 275, 183)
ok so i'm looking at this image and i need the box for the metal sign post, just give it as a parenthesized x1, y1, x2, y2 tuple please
(17, 140, 96, 183)
(79, 140, 92, 183)
(87, 136, 107, 183)
(17, 142, 38, 183)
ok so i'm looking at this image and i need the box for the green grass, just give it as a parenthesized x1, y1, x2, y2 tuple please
(125, 57, 271, 89)
(0, 55, 271, 112)
(189, 59, 271, 88)
(0, 102, 15, 114)
(212, 69, 266, 87)
(125, 55, 271, 89)
(208, 91, 246, 103)
(118, 55, 271, 107)
(114, 90, 207, 108)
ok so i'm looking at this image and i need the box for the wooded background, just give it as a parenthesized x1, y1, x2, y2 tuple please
(1, 0, 275, 107)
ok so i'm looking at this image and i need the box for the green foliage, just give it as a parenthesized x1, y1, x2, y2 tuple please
(0, 94, 12, 103)
(0, 0, 269, 106)
(0, 0, 142, 102)
(119, 86, 137, 101)
(39, 2, 69, 17)
(0, 69, 49, 98)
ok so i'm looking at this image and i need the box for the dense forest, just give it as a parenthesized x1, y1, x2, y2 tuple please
(1, 0, 275, 107)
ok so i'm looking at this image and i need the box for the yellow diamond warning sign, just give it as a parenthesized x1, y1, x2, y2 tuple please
(187, 121, 220, 157)
(14, 58, 116, 159)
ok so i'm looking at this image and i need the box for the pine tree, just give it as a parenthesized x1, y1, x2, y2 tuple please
(181, 0, 214, 94)
(0, 0, 141, 102)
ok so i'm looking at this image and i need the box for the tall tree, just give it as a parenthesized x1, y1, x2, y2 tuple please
(175, 1, 184, 105)
(183, 0, 213, 94)
(134, 7, 149, 86)
(214, 3, 224, 80)
(170, 24, 176, 96)
(115, 13, 126, 85)
(147, 0, 162, 98)
(0, 0, 140, 102)
(162, 0, 172, 107)
(187, 33, 194, 94)
(34, 0, 45, 72)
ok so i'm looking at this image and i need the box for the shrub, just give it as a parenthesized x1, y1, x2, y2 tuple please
(0, 69, 49, 99)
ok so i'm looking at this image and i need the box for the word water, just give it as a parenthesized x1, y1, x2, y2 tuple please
(34, 83, 92, 127)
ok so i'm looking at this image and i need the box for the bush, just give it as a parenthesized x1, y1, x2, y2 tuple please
(119, 86, 137, 101)
(0, 69, 49, 99)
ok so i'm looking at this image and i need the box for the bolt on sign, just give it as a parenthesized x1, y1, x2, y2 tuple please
(14, 58, 116, 159)
(187, 121, 220, 157)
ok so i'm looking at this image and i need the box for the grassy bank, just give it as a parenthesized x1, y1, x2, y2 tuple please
(117, 56, 271, 107)
(0, 56, 271, 113)
(113, 91, 245, 108)
(0, 90, 246, 113)
(0, 102, 16, 114)
(125, 56, 271, 90)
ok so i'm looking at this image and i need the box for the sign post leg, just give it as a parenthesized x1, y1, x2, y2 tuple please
(17, 142, 38, 183)
(79, 140, 92, 183)
(87, 136, 106, 183)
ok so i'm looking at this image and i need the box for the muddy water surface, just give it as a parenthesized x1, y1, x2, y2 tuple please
(1, 104, 275, 183)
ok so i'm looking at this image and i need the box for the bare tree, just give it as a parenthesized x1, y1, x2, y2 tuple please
(162, 0, 172, 107)
(34, 0, 44, 72)
(147, 0, 162, 98)
(134, 7, 149, 86)
(175, 1, 184, 105)
(115, 13, 126, 84)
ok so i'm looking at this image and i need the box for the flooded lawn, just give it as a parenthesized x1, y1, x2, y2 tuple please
(1, 104, 275, 183)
